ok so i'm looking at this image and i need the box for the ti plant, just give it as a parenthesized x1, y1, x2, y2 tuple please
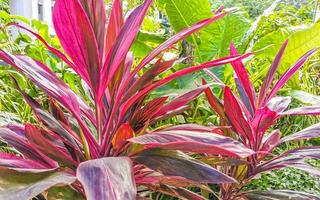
(198, 40, 319, 199)
(0, 0, 256, 199)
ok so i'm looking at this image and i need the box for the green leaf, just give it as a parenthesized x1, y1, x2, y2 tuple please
(131, 31, 166, 58)
(158, 0, 250, 61)
(252, 23, 320, 87)
(47, 186, 84, 200)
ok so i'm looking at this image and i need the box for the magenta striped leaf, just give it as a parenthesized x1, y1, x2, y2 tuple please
(0, 128, 57, 168)
(0, 153, 51, 169)
(229, 43, 256, 114)
(53, 0, 100, 89)
(258, 40, 288, 107)
(99, 0, 152, 100)
(266, 48, 319, 102)
(266, 96, 291, 113)
(224, 87, 254, 143)
(154, 85, 208, 117)
(130, 130, 254, 158)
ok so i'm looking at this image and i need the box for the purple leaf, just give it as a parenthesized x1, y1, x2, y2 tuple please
(254, 146, 320, 177)
(260, 130, 281, 156)
(0, 52, 99, 157)
(77, 157, 136, 200)
(251, 107, 278, 137)
(267, 96, 291, 113)
(281, 123, 320, 142)
(9, 23, 92, 87)
(99, 0, 152, 100)
(0, 152, 50, 169)
(280, 106, 320, 116)
(0, 128, 57, 168)
(120, 53, 252, 120)
(0, 168, 75, 200)
(133, 149, 236, 184)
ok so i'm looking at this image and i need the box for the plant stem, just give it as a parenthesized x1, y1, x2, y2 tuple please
(79, 128, 91, 160)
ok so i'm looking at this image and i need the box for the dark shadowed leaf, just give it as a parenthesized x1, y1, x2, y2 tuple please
(133, 148, 236, 184)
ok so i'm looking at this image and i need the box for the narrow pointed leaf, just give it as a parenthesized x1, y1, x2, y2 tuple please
(230, 43, 255, 113)
(0, 51, 95, 125)
(266, 48, 318, 101)
(0, 153, 50, 169)
(202, 79, 226, 119)
(100, 0, 152, 99)
(120, 53, 252, 119)
(258, 40, 288, 107)
(0, 128, 57, 168)
(79, 0, 106, 56)
(280, 106, 320, 116)
(155, 85, 208, 116)
(25, 124, 78, 168)
(281, 123, 320, 142)
(131, 11, 228, 77)
(224, 87, 254, 142)
(53, 0, 100, 89)
(104, 0, 123, 57)
(130, 130, 254, 158)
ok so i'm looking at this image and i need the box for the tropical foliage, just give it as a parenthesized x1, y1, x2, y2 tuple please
(0, 0, 319, 199)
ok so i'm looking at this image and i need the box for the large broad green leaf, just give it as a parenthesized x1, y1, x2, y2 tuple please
(158, 0, 250, 61)
(0, 168, 76, 200)
(202, 13, 251, 59)
(131, 31, 166, 58)
(252, 23, 320, 87)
